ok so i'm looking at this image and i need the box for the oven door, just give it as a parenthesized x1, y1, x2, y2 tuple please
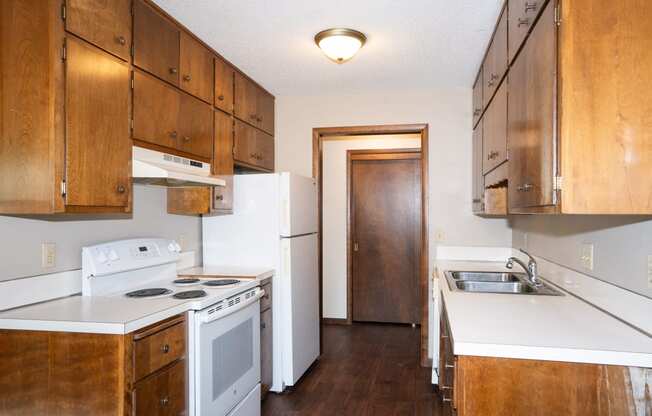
(195, 291, 261, 416)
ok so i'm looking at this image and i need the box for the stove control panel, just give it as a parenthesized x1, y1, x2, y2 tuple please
(82, 238, 181, 279)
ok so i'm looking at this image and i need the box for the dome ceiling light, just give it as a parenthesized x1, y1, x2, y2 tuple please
(314, 28, 367, 64)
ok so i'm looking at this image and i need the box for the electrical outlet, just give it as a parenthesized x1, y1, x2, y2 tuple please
(41, 242, 56, 268)
(435, 229, 445, 242)
(580, 243, 594, 271)
(648, 255, 652, 288)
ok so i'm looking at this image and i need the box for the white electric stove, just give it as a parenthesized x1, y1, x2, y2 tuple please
(82, 238, 263, 416)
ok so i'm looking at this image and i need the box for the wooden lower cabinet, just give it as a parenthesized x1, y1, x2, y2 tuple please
(439, 301, 642, 416)
(0, 314, 187, 416)
(260, 280, 273, 397)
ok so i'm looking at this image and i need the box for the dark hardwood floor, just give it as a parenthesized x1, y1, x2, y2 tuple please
(263, 323, 442, 416)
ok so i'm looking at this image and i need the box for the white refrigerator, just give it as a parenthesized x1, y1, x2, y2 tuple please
(202, 172, 320, 393)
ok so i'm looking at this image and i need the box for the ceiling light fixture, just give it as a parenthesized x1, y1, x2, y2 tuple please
(314, 28, 367, 64)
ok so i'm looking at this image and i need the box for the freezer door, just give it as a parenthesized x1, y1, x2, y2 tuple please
(279, 172, 318, 237)
(280, 233, 320, 385)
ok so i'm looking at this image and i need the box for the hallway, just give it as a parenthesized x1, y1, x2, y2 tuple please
(263, 323, 442, 416)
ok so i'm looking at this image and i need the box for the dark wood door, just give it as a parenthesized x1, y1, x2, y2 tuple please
(482, 80, 507, 174)
(508, 0, 545, 63)
(65, 0, 131, 61)
(179, 31, 213, 103)
(133, 0, 180, 86)
(351, 152, 421, 324)
(133, 71, 180, 150)
(65, 36, 130, 208)
(178, 93, 213, 159)
(472, 120, 485, 213)
(508, 1, 557, 209)
(214, 57, 234, 113)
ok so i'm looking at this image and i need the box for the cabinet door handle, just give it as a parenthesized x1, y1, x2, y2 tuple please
(117, 185, 126, 194)
(218, 95, 225, 101)
(116, 36, 126, 45)
(215, 194, 224, 201)
(183, 136, 191, 142)
(261, 322, 266, 329)
(524, 1, 538, 12)
(169, 130, 178, 138)
(473, 109, 481, 116)
(517, 183, 534, 192)
(250, 114, 257, 121)
(518, 17, 530, 27)
(257, 116, 263, 122)
(442, 397, 453, 403)
(160, 397, 169, 406)
(161, 344, 170, 353)
(169, 67, 178, 74)
(183, 74, 191, 81)
(444, 363, 455, 369)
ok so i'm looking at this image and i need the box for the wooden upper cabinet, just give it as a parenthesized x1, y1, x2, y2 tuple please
(65, 0, 131, 61)
(508, 1, 557, 211)
(214, 57, 234, 113)
(133, 0, 180, 86)
(256, 89, 275, 135)
(234, 119, 274, 171)
(508, 0, 545, 63)
(482, 7, 508, 108)
(472, 121, 485, 214)
(234, 72, 258, 126)
(133, 71, 180, 150)
(178, 94, 213, 160)
(472, 69, 483, 128)
(214, 110, 234, 176)
(482, 81, 507, 175)
(179, 32, 213, 103)
(65, 37, 131, 209)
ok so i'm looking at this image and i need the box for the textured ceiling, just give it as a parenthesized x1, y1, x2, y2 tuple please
(152, 0, 503, 96)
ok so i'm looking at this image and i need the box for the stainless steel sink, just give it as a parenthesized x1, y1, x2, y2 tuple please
(445, 271, 563, 296)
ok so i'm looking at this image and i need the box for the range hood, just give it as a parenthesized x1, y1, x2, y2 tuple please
(132, 147, 226, 187)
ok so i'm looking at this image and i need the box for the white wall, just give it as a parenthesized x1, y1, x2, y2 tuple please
(512, 216, 652, 298)
(0, 185, 202, 282)
(276, 88, 513, 275)
(321, 134, 422, 319)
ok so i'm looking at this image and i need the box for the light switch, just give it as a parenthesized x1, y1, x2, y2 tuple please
(42, 242, 56, 268)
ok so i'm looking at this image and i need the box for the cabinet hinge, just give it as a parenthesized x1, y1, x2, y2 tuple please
(130, 72, 134, 90)
(553, 176, 563, 191)
(61, 3, 66, 20)
(130, 118, 134, 131)
(554, 4, 561, 26)
(61, 39, 67, 61)
(60, 180, 67, 197)
(130, 43, 134, 58)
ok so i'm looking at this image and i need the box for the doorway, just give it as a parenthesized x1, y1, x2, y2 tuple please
(349, 149, 422, 324)
(312, 124, 430, 367)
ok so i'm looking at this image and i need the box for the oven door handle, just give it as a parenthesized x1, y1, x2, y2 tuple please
(199, 288, 264, 324)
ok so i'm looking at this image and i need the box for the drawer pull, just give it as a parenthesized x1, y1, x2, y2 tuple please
(117, 185, 126, 194)
(440, 385, 452, 390)
(183, 74, 192, 82)
(525, 1, 538, 12)
(169, 130, 178, 138)
(215, 194, 224, 201)
(473, 109, 481, 116)
(161, 344, 170, 354)
(160, 397, 169, 406)
(487, 150, 500, 160)
(183, 136, 191, 142)
(445, 363, 455, 369)
(518, 17, 530, 27)
(169, 67, 178, 74)
(442, 397, 453, 403)
(116, 36, 126, 45)
(218, 95, 225, 101)
(517, 183, 534, 192)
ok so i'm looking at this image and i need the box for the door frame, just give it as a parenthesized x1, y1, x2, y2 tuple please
(347, 148, 422, 325)
(312, 124, 430, 367)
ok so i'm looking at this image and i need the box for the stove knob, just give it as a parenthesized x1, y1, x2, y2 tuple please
(174, 242, 182, 252)
(108, 249, 119, 261)
(168, 243, 176, 253)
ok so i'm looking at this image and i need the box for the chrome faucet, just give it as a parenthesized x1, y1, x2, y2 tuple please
(506, 249, 540, 286)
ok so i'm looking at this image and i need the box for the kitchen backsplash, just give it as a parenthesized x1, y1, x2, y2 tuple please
(0, 185, 202, 282)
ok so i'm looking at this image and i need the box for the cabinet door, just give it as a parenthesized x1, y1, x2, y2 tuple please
(133, 0, 180, 86)
(214, 57, 234, 114)
(483, 8, 508, 108)
(133, 360, 186, 415)
(65, 0, 131, 60)
(508, 0, 545, 63)
(260, 308, 273, 392)
(214, 110, 234, 175)
(178, 94, 213, 159)
(133, 71, 180, 150)
(234, 72, 258, 126)
(255, 130, 275, 171)
(508, 1, 557, 209)
(482, 81, 507, 174)
(233, 119, 257, 166)
(472, 69, 483, 127)
(256, 89, 275, 135)
(65, 37, 130, 208)
(179, 32, 213, 103)
(472, 121, 485, 213)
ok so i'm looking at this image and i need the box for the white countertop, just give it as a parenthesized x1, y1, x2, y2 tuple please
(0, 268, 274, 335)
(437, 260, 652, 368)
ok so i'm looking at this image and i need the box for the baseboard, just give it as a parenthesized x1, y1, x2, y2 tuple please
(321, 318, 350, 325)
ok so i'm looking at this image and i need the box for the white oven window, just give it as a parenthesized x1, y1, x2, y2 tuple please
(212, 318, 254, 400)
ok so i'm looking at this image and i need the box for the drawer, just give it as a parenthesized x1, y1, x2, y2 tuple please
(134, 319, 186, 381)
(134, 359, 186, 416)
(260, 282, 272, 312)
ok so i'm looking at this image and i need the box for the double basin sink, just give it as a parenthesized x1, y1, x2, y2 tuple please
(445, 271, 563, 296)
